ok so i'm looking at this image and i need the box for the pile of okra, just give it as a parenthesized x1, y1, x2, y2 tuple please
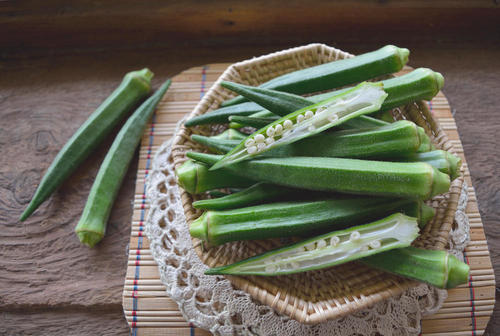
(177, 45, 470, 289)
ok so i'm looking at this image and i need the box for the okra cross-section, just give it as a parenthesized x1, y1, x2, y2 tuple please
(210, 82, 388, 170)
(205, 213, 419, 276)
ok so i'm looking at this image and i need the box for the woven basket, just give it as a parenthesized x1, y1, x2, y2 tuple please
(169, 44, 464, 324)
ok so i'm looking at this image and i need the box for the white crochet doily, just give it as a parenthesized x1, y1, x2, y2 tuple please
(145, 121, 470, 336)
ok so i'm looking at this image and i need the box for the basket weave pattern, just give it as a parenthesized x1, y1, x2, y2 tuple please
(169, 44, 464, 324)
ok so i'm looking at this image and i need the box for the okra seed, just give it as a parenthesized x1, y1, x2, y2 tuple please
(350, 231, 361, 241)
(275, 124, 283, 134)
(328, 114, 339, 122)
(283, 120, 293, 129)
(266, 127, 275, 137)
(265, 137, 275, 145)
(244, 139, 255, 147)
(297, 114, 305, 123)
(254, 134, 265, 143)
(247, 146, 257, 154)
(317, 240, 327, 248)
(369, 240, 381, 249)
(331, 236, 340, 246)
(305, 110, 314, 119)
(257, 143, 266, 151)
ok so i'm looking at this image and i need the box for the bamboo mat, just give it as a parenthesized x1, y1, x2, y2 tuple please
(122, 64, 495, 336)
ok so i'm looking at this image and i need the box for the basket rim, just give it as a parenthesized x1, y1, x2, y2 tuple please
(168, 43, 464, 324)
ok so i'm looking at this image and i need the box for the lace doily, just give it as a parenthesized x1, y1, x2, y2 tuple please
(145, 120, 470, 336)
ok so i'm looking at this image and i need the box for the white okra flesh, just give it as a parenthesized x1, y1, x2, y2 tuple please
(208, 213, 419, 275)
(212, 82, 387, 170)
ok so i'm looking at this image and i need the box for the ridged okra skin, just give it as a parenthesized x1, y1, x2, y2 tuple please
(187, 152, 450, 200)
(190, 197, 429, 246)
(175, 159, 255, 194)
(194, 121, 424, 159)
(221, 45, 409, 106)
(205, 213, 419, 275)
(229, 115, 278, 129)
(361, 247, 470, 289)
(211, 129, 247, 141)
(184, 101, 264, 127)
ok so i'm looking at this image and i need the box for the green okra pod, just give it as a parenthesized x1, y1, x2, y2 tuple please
(193, 121, 426, 160)
(212, 82, 388, 170)
(76, 79, 171, 247)
(191, 197, 430, 246)
(205, 213, 419, 275)
(210, 129, 248, 141)
(184, 101, 265, 127)
(396, 150, 462, 181)
(187, 152, 450, 200)
(20, 69, 153, 221)
(337, 115, 389, 130)
(175, 159, 255, 194)
(221, 45, 409, 106)
(361, 247, 470, 289)
(229, 115, 279, 129)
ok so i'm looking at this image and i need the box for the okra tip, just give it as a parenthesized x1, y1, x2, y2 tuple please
(446, 152, 462, 181)
(430, 168, 451, 199)
(126, 68, 154, 87)
(446, 254, 470, 288)
(385, 45, 410, 67)
(434, 71, 444, 91)
(419, 203, 436, 229)
(189, 213, 208, 242)
(76, 230, 104, 248)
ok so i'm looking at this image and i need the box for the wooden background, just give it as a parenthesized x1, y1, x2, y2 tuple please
(1, 1, 499, 335)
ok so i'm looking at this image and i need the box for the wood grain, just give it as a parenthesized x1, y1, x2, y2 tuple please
(1, 42, 499, 334)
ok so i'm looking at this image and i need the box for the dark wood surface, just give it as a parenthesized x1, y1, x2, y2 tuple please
(1, 2, 500, 334)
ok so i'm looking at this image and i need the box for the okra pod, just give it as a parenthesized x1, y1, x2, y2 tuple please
(76, 79, 171, 247)
(184, 101, 264, 127)
(396, 150, 462, 180)
(229, 115, 279, 129)
(191, 197, 429, 246)
(205, 213, 419, 275)
(193, 121, 427, 160)
(212, 82, 388, 169)
(221, 45, 409, 106)
(337, 115, 389, 130)
(361, 247, 470, 289)
(20, 69, 153, 221)
(187, 152, 451, 200)
(175, 159, 255, 194)
(211, 129, 247, 141)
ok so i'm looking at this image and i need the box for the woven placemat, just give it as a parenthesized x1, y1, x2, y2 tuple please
(122, 63, 495, 335)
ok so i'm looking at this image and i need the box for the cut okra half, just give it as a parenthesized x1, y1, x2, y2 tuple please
(205, 213, 419, 276)
(210, 82, 388, 170)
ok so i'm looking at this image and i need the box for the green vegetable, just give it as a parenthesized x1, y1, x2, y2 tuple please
(194, 121, 426, 160)
(195, 120, 430, 160)
(184, 101, 264, 127)
(191, 197, 429, 246)
(75, 80, 171, 247)
(186, 68, 442, 128)
(175, 159, 255, 194)
(212, 82, 388, 170)
(338, 115, 389, 130)
(193, 182, 301, 210)
(20, 68, 153, 222)
(396, 150, 462, 180)
(211, 129, 247, 141)
(361, 247, 470, 289)
(207, 190, 230, 198)
(187, 152, 450, 200)
(229, 115, 279, 129)
(205, 213, 419, 275)
(221, 45, 409, 106)
(371, 109, 395, 123)
(416, 127, 435, 152)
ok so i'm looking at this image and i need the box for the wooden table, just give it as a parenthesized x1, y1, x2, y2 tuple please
(1, 2, 499, 335)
